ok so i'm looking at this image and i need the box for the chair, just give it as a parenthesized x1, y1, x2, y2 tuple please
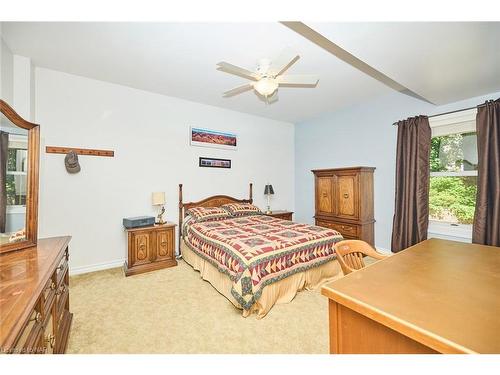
(334, 240, 389, 275)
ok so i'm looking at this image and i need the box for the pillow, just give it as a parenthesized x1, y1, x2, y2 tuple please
(185, 206, 231, 222)
(222, 203, 262, 217)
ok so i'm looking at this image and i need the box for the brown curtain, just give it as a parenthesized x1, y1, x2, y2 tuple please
(0, 131, 8, 233)
(473, 99, 500, 246)
(391, 116, 431, 252)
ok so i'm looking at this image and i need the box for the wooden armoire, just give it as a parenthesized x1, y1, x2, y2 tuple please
(312, 167, 375, 245)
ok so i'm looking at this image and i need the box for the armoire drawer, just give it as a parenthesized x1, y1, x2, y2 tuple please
(316, 220, 359, 237)
(329, 221, 359, 237)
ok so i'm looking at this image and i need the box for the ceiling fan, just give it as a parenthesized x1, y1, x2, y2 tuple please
(217, 48, 319, 103)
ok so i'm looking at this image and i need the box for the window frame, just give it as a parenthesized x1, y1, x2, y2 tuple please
(428, 108, 477, 242)
(5, 135, 28, 210)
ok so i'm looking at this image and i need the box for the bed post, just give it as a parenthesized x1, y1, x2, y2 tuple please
(249, 182, 253, 203)
(178, 184, 183, 258)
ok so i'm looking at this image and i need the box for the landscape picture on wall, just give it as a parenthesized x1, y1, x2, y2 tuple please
(199, 157, 231, 169)
(190, 127, 237, 150)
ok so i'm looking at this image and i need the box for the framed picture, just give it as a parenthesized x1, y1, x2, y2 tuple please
(199, 157, 231, 169)
(190, 127, 237, 150)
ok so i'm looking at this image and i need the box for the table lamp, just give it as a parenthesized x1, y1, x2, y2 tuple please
(152, 192, 166, 224)
(264, 184, 274, 214)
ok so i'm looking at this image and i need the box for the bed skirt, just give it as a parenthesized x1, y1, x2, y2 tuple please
(181, 239, 343, 318)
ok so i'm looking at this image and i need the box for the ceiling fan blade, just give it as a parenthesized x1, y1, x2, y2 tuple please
(276, 75, 319, 86)
(269, 48, 300, 76)
(223, 83, 254, 97)
(217, 62, 260, 81)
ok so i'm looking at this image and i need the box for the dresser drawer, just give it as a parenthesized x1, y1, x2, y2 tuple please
(55, 283, 69, 326)
(55, 253, 69, 286)
(11, 303, 44, 354)
(42, 276, 57, 316)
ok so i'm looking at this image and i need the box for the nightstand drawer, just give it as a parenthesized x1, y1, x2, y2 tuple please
(273, 213, 293, 221)
(266, 211, 293, 221)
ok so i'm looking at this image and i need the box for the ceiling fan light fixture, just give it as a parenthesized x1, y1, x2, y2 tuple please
(254, 77, 278, 97)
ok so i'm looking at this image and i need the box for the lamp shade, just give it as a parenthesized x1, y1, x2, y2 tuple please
(152, 192, 166, 205)
(264, 184, 274, 195)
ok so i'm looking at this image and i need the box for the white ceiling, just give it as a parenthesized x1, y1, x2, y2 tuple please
(2, 22, 500, 123)
(308, 22, 500, 105)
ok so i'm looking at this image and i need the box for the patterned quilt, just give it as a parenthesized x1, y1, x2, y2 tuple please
(184, 214, 343, 310)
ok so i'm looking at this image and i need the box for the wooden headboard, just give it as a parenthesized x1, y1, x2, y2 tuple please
(177, 183, 253, 254)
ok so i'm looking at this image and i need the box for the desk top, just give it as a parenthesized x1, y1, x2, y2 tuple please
(322, 239, 500, 354)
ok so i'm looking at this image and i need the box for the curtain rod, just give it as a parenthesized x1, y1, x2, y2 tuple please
(392, 103, 486, 126)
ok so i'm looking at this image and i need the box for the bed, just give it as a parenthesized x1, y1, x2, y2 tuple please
(178, 183, 344, 318)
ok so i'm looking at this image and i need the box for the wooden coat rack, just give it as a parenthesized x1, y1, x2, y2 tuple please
(45, 146, 114, 157)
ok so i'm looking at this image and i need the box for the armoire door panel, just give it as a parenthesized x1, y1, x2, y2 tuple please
(336, 174, 358, 220)
(317, 176, 334, 215)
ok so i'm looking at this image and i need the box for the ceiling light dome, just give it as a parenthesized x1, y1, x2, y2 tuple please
(254, 77, 278, 97)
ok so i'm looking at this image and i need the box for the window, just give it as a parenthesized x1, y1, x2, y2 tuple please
(6, 136, 28, 209)
(428, 109, 477, 241)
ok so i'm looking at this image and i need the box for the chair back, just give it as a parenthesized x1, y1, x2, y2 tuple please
(335, 240, 388, 275)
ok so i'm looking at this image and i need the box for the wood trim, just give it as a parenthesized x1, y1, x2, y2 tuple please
(45, 146, 114, 157)
(311, 166, 376, 173)
(0, 100, 40, 254)
(0, 100, 39, 130)
(177, 183, 253, 255)
(123, 258, 177, 276)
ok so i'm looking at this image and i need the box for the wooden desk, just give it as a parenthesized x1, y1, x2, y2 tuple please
(321, 239, 500, 354)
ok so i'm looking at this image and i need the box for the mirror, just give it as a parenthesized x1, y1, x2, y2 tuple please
(0, 100, 39, 253)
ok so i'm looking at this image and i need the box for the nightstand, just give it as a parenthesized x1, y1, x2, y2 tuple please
(123, 222, 177, 276)
(265, 210, 294, 221)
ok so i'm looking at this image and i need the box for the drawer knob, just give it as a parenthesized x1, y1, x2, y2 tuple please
(30, 312, 42, 323)
(46, 333, 55, 348)
(57, 284, 67, 295)
(50, 281, 56, 291)
(343, 193, 349, 199)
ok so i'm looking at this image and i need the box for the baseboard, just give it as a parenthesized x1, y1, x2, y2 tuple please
(70, 245, 390, 275)
(70, 258, 125, 276)
(375, 246, 392, 254)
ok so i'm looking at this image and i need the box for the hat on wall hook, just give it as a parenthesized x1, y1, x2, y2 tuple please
(64, 150, 81, 173)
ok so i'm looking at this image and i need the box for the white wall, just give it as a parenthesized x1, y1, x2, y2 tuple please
(35, 68, 295, 274)
(295, 90, 500, 252)
(12, 54, 34, 120)
(1, 35, 14, 103)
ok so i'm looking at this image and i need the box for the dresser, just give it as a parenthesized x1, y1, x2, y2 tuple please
(0, 236, 73, 354)
(312, 167, 375, 245)
(265, 210, 293, 221)
(124, 223, 177, 276)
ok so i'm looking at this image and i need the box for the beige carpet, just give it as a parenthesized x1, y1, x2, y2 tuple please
(67, 259, 339, 354)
